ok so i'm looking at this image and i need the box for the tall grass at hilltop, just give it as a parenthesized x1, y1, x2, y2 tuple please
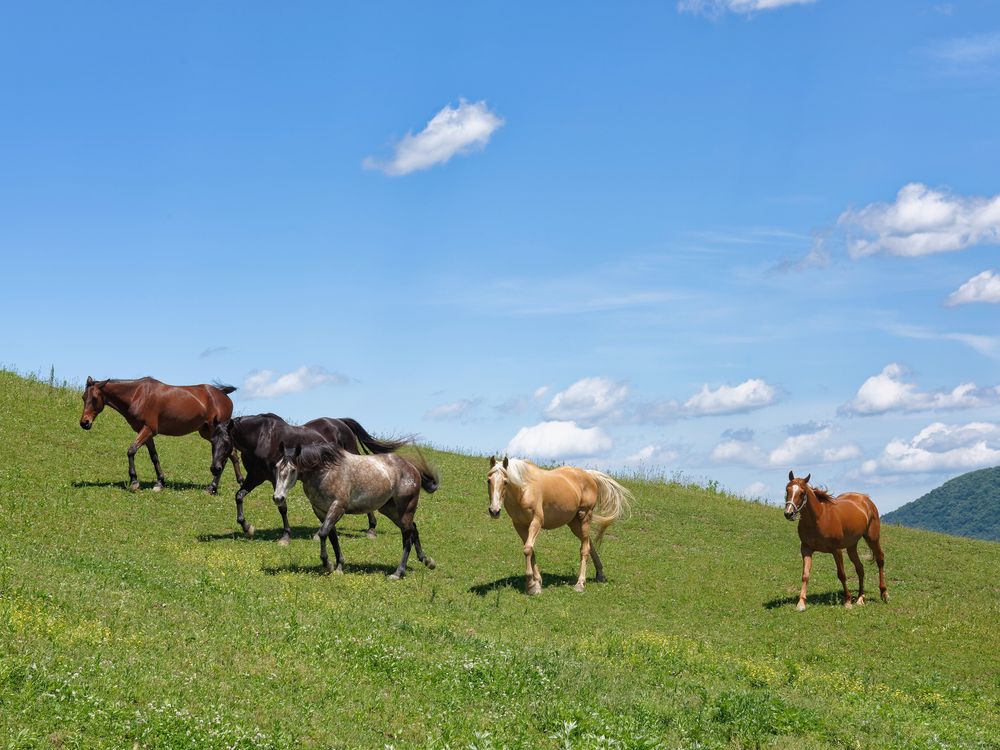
(1, 371, 998, 749)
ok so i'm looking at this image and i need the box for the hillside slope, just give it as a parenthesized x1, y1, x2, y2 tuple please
(1, 370, 998, 749)
(884, 466, 1000, 542)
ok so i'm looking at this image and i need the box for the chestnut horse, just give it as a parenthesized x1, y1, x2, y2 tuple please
(80, 376, 242, 492)
(486, 457, 632, 595)
(784, 471, 888, 610)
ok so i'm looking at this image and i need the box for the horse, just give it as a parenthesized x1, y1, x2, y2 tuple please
(273, 441, 439, 579)
(209, 413, 408, 545)
(79, 376, 242, 492)
(486, 456, 632, 595)
(784, 471, 888, 611)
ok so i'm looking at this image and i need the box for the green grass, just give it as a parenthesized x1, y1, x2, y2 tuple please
(1, 370, 998, 749)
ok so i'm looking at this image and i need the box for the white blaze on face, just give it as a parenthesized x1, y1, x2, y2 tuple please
(273, 459, 298, 503)
(488, 467, 504, 514)
(786, 484, 802, 515)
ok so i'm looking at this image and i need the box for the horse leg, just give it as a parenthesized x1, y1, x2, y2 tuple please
(229, 450, 244, 485)
(366, 512, 377, 540)
(317, 503, 346, 574)
(590, 544, 607, 583)
(126, 426, 155, 491)
(411, 522, 436, 570)
(864, 523, 889, 603)
(847, 544, 866, 605)
(523, 516, 543, 595)
(389, 504, 418, 581)
(274, 498, 293, 547)
(234, 473, 265, 538)
(568, 516, 592, 593)
(797, 545, 813, 611)
(833, 548, 853, 609)
(146, 437, 167, 491)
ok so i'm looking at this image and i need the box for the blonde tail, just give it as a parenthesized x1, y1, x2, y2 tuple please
(586, 470, 633, 545)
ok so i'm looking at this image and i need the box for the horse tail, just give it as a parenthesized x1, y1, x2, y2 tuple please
(405, 448, 440, 494)
(586, 470, 633, 544)
(340, 417, 409, 454)
(212, 381, 238, 395)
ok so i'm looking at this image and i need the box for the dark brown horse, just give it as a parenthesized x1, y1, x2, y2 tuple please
(80, 376, 243, 492)
(784, 471, 888, 610)
(210, 413, 407, 545)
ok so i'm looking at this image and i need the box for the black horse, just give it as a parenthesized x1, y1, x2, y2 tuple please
(209, 413, 407, 545)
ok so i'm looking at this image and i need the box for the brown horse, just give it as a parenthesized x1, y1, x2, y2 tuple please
(80, 376, 243, 492)
(486, 457, 632, 594)
(784, 471, 888, 610)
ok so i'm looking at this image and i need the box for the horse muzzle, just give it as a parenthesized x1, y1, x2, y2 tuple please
(489, 508, 501, 519)
(80, 419, 92, 430)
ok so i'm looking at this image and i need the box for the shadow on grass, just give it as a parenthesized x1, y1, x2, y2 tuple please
(195, 525, 374, 543)
(262, 561, 400, 577)
(73, 479, 207, 492)
(763, 590, 845, 609)
(469, 572, 587, 596)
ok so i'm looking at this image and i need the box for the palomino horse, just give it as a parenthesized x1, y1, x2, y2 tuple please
(273, 442, 438, 579)
(784, 471, 888, 610)
(486, 457, 632, 594)
(79, 376, 242, 492)
(210, 413, 407, 544)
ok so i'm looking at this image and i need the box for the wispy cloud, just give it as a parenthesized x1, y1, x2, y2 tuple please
(624, 444, 682, 464)
(363, 99, 503, 176)
(947, 270, 1000, 306)
(241, 366, 347, 400)
(506, 420, 613, 461)
(840, 363, 1000, 416)
(883, 323, 1000, 359)
(840, 183, 1000, 258)
(711, 424, 859, 468)
(425, 398, 482, 421)
(200, 346, 230, 359)
(929, 30, 1000, 69)
(679, 0, 816, 19)
(494, 386, 550, 416)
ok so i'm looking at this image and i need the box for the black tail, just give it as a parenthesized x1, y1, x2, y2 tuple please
(406, 448, 439, 493)
(212, 380, 238, 395)
(339, 417, 408, 454)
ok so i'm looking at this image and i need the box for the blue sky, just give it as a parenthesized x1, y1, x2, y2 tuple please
(2, 0, 999, 510)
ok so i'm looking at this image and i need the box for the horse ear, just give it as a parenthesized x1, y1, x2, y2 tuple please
(86, 376, 94, 386)
(502, 456, 509, 469)
(788, 470, 794, 481)
(490, 456, 496, 468)
(804, 473, 811, 484)
(213, 416, 219, 427)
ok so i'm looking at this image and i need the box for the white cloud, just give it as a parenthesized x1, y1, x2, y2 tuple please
(534, 386, 550, 399)
(862, 421, 1000, 475)
(711, 425, 858, 468)
(624, 444, 681, 464)
(839, 183, 1000, 258)
(425, 398, 481, 421)
(841, 363, 1000, 416)
(683, 378, 779, 416)
(494, 386, 550, 416)
(506, 421, 613, 461)
(743, 481, 770, 499)
(947, 270, 1000, 306)
(884, 324, 1000, 359)
(679, 0, 815, 17)
(363, 99, 503, 176)
(545, 377, 629, 422)
(241, 366, 347, 400)
(930, 31, 1000, 66)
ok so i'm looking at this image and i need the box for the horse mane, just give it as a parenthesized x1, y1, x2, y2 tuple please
(503, 458, 538, 489)
(296, 442, 347, 473)
(811, 486, 836, 503)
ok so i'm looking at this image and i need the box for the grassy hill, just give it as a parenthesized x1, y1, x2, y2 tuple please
(884, 467, 1000, 542)
(1, 370, 998, 749)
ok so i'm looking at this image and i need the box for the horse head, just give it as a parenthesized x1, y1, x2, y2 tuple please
(273, 441, 302, 506)
(79, 376, 109, 430)
(486, 456, 509, 518)
(784, 470, 811, 520)
(209, 417, 235, 477)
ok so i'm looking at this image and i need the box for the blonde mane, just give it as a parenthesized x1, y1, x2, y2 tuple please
(502, 457, 538, 489)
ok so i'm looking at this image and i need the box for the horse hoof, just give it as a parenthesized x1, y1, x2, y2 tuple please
(129, 481, 140, 492)
(856, 596, 865, 606)
(312, 533, 321, 542)
(526, 584, 541, 596)
(323, 562, 333, 574)
(424, 557, 437, 570)
(205, 487, 217, 496)
(796, 602, 806, 612)
(245, 525, 255, 539)
(844, 601, 853, 610)
(277, 536, 290, 547)
(596, 574, 607, 583)
(366, 529, 377, 539)
(573, 583, 585, 593)
(388, 572, 403, 581)
(335, 565, 344, 575)
(152, 483, 164, 493)
(882, 592, 890, 603)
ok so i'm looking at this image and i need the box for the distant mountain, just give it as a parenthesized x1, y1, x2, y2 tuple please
(884, 467, 1000, 542)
